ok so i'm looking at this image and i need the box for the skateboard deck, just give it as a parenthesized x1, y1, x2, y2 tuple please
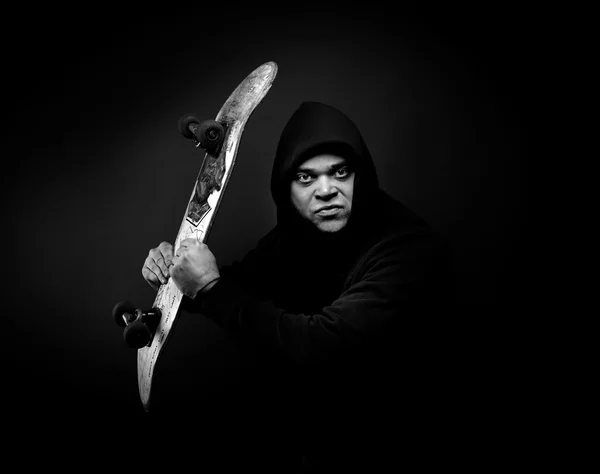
(137, 62, 277, 411)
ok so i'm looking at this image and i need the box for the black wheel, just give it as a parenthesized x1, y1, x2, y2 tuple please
(178, 114, 200, 140)
(112, 301, 136, 327)
(123, 320, 153, 348)
(196, 120, 225, 154)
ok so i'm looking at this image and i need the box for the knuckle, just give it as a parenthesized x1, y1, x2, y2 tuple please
(150, 248, 161, 258)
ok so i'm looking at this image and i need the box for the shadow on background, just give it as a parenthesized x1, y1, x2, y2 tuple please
(3, 4, 530, 465)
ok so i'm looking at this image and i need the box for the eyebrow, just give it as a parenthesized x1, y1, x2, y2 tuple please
(296, 162, 348, 174)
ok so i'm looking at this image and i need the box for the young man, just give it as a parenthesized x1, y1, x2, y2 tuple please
(143, 102, 455, 470)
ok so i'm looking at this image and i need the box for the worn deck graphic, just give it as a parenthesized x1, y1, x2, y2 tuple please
(137, 62, 278, 411)
(186, 153, 227, 226)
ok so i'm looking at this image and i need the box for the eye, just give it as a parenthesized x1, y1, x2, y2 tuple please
(334, 167, 350, 179)
(296, 173, 313, 184)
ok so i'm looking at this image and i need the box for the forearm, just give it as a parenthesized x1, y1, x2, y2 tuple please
(195, 275, 375, 367)
(197, 277, 309, 361)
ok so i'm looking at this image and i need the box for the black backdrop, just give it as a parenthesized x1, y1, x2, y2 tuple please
(4, 5, 529, 465)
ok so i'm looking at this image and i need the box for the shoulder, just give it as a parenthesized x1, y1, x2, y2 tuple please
(376, 190, 431, 233)
(253, 225, 279, 249)
(236, 225, 287, 269)
(354, 191, 453, 276)
(252, 225, 285, 256)
(370, 191, 449, 252)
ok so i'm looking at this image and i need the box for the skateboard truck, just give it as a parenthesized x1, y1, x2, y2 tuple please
(112, 301, 161, 349)
(178, 115, 227, 156)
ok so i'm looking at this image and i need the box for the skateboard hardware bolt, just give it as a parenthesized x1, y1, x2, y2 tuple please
(121, 310, 137, 326)
(112, 301, 162, 348)
(196, 120, 226, 156)
(178, 115, 226, 156)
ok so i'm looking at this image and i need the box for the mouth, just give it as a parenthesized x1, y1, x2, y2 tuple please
(315, 205, 343, 216)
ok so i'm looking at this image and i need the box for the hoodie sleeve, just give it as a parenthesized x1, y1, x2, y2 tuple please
(196, 232, 452, 366)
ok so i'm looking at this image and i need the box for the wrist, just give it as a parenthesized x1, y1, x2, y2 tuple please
(200, 277, 220, 294)
(195, 274, 221, 297)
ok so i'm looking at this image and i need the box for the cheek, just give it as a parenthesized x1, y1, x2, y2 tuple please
(343, 178, 355, 205)
(290, 185, 309, 213)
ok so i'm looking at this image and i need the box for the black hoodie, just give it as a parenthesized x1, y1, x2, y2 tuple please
(194, 102, 455, 468)
(199, 101, 453, 356)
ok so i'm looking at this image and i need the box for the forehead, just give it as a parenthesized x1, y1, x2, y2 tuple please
(296, 154, 347, 171)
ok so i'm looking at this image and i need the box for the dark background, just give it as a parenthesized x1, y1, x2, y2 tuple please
(4, 5, 529, 463)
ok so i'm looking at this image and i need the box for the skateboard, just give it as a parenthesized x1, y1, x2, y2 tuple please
(113, 61, 278, 411)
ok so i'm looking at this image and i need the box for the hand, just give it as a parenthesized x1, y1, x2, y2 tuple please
(170, 238, 220, 299)
(142, 241, 174, 291)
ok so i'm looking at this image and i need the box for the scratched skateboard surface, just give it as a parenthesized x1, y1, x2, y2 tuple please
(137, 62, 278, 411)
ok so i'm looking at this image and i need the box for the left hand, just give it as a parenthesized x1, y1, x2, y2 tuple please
(170, 238, 220, 298)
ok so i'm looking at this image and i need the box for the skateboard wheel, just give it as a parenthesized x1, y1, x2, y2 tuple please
(178, 114, 200, 140)
(112, 301, 136, 327)
(196, 120, 225, 155)
(123, 320, 153, 348)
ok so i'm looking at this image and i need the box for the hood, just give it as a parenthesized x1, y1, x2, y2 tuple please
(270, 101, 380, 238)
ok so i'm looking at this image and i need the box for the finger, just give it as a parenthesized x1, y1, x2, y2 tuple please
(168, 262, 177, 278)
(148, 247, 163, 261)
(161, 245, 174, 268)
(158, 241, 173, 252)
(146, 250, 169, 279)
(154, 255, 170, 278)
(141, 267, 161, 291)
(174, 241, 190, 257)
(169, 256, 183, 278)
(146, 261, 168, 285)
(180, 237, 202, 249)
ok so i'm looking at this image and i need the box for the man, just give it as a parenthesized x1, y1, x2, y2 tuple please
(143, 102, 455, 470)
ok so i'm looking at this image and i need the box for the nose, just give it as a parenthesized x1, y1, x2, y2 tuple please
(314, 176, 337, 199)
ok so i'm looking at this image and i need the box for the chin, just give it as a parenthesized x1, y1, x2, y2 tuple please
(316, 219, 348, 233)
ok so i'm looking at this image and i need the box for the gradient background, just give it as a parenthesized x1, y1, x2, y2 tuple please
(4, 5, 529, 463)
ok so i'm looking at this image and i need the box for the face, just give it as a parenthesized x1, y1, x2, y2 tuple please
(290, 154, 354, 233)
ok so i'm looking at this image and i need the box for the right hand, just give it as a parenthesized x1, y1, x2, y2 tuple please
(142, 241, 174, 291)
